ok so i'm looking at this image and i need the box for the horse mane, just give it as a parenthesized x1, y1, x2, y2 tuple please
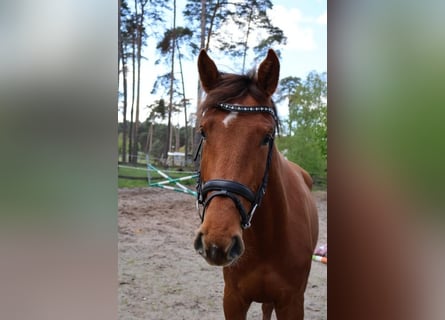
(198, 69, 279, 127)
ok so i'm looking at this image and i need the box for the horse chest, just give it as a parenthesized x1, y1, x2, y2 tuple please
(224, 264, 297, 303)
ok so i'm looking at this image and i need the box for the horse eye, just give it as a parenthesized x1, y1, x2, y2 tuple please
(200, 129, 207, 139)
(261, 134, 272, 145)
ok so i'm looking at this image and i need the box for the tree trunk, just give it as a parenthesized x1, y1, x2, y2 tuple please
(149, 123, 153, 154)
(241, 7, 254, 73)
(128, 23, 136, 164)
(134, 1, 146, 164)
(176, 42, 188, 165)
(120, 40, 129, 163)
(205, 0, 220, 51)
(175, 125, 180, 153)
(200, 0, 206, 50)
(145, 121, 153, 154)
(118, 1, 127, 163)
(165, 0, 177, 161)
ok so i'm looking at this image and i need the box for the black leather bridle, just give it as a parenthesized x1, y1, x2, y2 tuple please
(194, 103, 278, 229)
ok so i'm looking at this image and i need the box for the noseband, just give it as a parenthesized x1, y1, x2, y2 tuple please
(194, 103, 278, 229)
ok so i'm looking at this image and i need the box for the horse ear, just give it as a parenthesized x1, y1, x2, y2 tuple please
(257, 49, 280, 96)
(198, 49, 220, 93)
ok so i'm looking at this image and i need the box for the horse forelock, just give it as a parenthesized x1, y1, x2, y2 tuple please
(198, 71, 277, 124)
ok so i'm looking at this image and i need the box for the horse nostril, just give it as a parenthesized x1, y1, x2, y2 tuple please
(194, 232, 205, 255)
(209, 244, 220, 261)
(227, 235, 244, 260)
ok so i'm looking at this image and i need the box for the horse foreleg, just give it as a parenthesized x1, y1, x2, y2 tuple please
(262, 303, 274, 320)
(223, 289, 250, 320)
(274, 295, 304, 320)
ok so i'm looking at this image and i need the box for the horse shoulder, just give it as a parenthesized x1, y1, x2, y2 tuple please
(286, 160, 313, 190)
(281, 157, 319, 250)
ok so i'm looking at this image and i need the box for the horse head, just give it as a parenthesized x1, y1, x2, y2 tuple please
(193, 49, 280, 266)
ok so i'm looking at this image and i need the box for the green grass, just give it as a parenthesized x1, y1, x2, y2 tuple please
(118, 165, 148, 188)
(118, 165, 197, 188)
(118, 165, 326, 191)
(119, 166, 148, 177)
(118, 178, 147, 188)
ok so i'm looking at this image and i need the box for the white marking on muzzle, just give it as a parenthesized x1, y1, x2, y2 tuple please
(222, 112, 238, 128)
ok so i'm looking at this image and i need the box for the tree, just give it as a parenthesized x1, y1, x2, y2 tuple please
(119, 0, 132, 162)
(183, 0, 286, 95)
(277, 76, 302, 103)
(118, 0, 169, 164)
(129, 0, 150, 164)
(183, 0, 286, 66)
(184, 0, 286, 164)
(276, 76, 302, 135)
(282, 71, 327, 179)
(137, 121, 168, 162)
(221, 0, 286, 71)
(145, 99, 167, 155)
(154, 21, 194, 160)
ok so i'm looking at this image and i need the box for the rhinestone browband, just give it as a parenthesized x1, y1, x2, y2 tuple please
(216, 103, 279, 124)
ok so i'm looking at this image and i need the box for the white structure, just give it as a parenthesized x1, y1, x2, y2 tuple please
(166, 152, 185, 167)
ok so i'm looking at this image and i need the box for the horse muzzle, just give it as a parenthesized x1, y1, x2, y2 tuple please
(194, 232, 244, 266)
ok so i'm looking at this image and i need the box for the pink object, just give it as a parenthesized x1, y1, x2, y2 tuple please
(314, 244, 327, 257)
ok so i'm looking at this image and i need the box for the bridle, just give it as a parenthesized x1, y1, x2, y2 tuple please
(194, 102, 279, 229)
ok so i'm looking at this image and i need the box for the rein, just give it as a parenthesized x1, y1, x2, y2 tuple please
(194, 103, 278, 229)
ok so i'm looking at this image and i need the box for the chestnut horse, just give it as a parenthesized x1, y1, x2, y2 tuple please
(193, 49, 318, 320)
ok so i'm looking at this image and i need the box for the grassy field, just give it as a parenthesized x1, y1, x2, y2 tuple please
(118, 164, 325, 191)
(118, 165, 197, 188)
(118, 166, 148, 188)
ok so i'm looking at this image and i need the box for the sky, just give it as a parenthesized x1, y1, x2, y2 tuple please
(119, 0, 327, 125)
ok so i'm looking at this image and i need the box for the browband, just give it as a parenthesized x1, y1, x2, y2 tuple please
(217, 103, 279, 125)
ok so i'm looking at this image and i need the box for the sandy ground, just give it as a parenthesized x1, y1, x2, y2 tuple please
(118, 188, 326, 319)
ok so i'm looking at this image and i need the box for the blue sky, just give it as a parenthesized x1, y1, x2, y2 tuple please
(119, 0, 326, 123)
(269, 0, 327, 79)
